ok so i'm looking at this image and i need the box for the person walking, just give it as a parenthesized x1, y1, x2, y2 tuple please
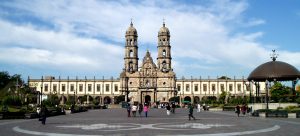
(241, 104, 247, 116)
(40, 105, 48, 125)
(197, 103, 201, 112)
(127, 103, 131, 117)
(131, 104, 137, 117)
(166, 103, 171, 115)
(171, 103, 176, 114)
(235, 105, 240, 117)
(138, 103, 143, 117)
(188, 103, 196, 120)
(144, 104, 149, 118)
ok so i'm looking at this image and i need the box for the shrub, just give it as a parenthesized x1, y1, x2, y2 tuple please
(2, 96, 22, 106)
(277, 107, 283, 110)
(296, 97, 300, 104)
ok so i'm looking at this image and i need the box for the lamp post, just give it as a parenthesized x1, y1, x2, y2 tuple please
(179, 92, 181, 105)
(40, 76, 43, 106)
(212, 89, 215, 105)
(73, 91, 76, 105)
(125, 77, 129, 103)
(250, 80, 254, 104)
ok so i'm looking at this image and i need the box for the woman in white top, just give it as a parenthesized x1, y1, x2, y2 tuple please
(131, 104, 137, 117)
(197, 104, 201, 112)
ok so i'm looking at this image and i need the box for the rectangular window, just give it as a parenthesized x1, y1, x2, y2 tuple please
(105, 84, 109, 92)
(238, 84, 241, 91)
(177, 84, 181, 91)
(114, 85, 118, 92)
(53, 84, 57, 92)
(79, 84, 83, 92)
(246, 84, 250, 91)
(221, 84, 224, 92)
(212, 84, 216, 92)
(186, 84, 190, 91)
(203, 84, 207, 92)
(70, 84, 74, 92)
(194, 84, 198, 92)
(88, 84, 92, 92)
(62, 84, 66, 92)
(229, 84, 233, 91)
(44, 84, 48, 92)
(97, 84, 101, 92)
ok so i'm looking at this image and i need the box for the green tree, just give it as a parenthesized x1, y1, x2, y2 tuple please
(115, 95, 125, 104)
(218, 90, 227, 104)
(0, 71, 11, 90)
(270, 82, 291, 102)
(169, 96, 179, 103)
(43, 94, 60, 107)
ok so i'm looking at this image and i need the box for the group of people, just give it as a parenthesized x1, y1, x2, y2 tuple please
(165, 103, 176, 115)
(126, 103, 149, 117)
(166, 103, 197, 121)
(235, 104, 249, 117)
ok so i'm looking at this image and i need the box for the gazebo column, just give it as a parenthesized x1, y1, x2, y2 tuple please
(292, 80, 297, 102)
(265, 80, 269, 110)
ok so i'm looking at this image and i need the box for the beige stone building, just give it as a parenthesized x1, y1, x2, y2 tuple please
(28, 22, 266, 105)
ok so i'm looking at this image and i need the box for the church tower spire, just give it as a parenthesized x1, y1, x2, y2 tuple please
(157, 21, 172, 72)
(124, 21, 139, 73)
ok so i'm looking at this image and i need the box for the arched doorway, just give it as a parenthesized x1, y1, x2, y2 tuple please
(184, 96, 191, 104)
(77, 96, 84, 104)
(95, 96, 101, 105)
(59, 95, 67, 104)
(145, 95, 151, 105)
(103, 96, 111, 104)
(194, 96, 200, 104)
(87, 96, 93, 104)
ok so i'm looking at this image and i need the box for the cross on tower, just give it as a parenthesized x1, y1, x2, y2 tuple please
(270, 49, 278, 61)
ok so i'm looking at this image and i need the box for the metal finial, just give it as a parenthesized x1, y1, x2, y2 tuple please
(130, 18, 133, 27)
(270, 49, 278, 61)
(163, 18, 165, 27)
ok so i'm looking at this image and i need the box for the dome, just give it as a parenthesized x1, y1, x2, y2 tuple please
(126, 22, 137, 36)
(248, 60, 300, 81)
(158, 22, 170, 36)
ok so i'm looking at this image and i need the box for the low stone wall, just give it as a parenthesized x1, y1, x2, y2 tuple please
(249, 103, 298, 111)
(108, 104, 122, 109)
(258, 112, 298, 118)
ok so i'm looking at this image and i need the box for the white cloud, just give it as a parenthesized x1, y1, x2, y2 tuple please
(0, 0, 299, 77)
(0, 19, 123, 72)
(244, 18, 266, 27)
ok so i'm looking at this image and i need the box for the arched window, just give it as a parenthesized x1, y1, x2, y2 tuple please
(129, 50, 133, 57)
(162, 61, 167, 72)
(128, 61, 133, 72)
(162, 50, 166, 57)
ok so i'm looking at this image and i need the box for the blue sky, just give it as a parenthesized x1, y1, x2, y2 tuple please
(0, 0, 299, 80)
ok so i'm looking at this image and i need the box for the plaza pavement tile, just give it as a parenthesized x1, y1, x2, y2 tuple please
(1, 108, 300, 136)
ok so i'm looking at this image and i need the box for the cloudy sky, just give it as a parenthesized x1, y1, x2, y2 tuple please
(0, 0, 300, 80)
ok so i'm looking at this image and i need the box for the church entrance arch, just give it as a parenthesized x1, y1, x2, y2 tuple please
(145, 95, 151, 105)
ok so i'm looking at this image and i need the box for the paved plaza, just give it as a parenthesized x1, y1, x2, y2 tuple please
(1, 108, 300, 136)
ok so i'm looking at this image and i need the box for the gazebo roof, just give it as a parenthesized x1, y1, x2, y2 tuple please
(247, 60, 300, 81)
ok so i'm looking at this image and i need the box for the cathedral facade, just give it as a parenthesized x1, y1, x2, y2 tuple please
(28, 22, 266, 105)
(119, 22, 176, 104)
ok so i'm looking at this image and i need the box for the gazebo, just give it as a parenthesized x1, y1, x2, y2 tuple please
(247, 50, 300, 109)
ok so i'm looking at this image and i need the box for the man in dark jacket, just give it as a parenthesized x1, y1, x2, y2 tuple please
(127, 103, 131, 117)
(188, 103, 196, 120)
(171, 103, 176, 113)
(40, 105, 48, 125)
